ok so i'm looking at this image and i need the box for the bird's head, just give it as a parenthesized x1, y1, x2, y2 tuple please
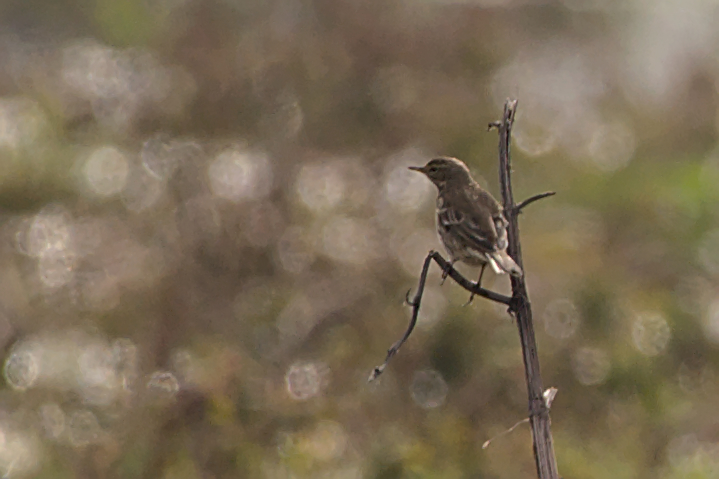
(408, 157, 472, 188)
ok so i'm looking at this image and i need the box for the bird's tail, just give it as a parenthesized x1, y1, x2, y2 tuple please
(488, 251, 523, 277)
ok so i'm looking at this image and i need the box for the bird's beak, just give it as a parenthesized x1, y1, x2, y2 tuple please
(408, 166, 424, 173)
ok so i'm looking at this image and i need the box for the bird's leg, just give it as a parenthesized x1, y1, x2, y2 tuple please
(440, 260, 454, 285)
(465, 263, 486, 306)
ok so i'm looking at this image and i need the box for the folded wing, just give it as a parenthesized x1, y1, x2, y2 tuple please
(437, 206, 496, 253)
(438, 206, 522, 277)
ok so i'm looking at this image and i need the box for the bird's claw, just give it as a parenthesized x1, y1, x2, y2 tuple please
(440, 263, 453, 286)
(464, 289, 477, 307)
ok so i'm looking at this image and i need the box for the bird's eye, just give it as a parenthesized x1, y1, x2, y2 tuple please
(428, 167, 438, 173)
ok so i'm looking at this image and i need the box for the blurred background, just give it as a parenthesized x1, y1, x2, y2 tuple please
(0, 0, 717, 477)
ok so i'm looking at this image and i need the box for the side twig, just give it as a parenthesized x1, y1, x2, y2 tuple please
(513, 191, 556, 214)
(369, 251, 512, 381)
(495, 99, 559, 479)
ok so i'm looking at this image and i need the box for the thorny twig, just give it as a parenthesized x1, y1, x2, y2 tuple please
(368, 251, 513, 381)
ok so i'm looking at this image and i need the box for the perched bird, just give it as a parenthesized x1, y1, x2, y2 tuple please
(409, 157, 522, 300)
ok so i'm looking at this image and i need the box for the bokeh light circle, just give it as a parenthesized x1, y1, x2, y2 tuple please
(83, 146, 130, 197)
(542, 299, 580, 339)
(285, 361, 329, 401)
(632, 312, 671, 357)
(4, 351, 39, 391)
(146, 371, 180, 399)
(68, 410, 101, 447)
(208, 149, 273, 202)
(410, 369, 448, 409)
(572, 347, 610, 386)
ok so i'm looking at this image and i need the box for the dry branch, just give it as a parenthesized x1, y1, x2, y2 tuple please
(495, 99, 559, 479)
(369, 99, 558, 479)
(369, 251, 512, 381)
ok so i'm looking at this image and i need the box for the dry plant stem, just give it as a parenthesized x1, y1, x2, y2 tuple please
(368, 251, 512, 381)
(495, 99, 559, 479)
(370, 99, 557, 475)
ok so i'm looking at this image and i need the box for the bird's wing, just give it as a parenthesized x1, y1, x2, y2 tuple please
(437, 204, 497, 253)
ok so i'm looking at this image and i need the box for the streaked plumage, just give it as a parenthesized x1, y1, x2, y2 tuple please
(409, 157, 522, 283)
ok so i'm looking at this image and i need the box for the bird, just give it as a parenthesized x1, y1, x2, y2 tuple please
(409, 157, 522, 302)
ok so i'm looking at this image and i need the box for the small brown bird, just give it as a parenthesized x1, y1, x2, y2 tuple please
(409, 157, 522, 299)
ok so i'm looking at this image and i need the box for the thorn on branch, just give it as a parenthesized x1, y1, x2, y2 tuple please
(404, 289, 415, 306)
